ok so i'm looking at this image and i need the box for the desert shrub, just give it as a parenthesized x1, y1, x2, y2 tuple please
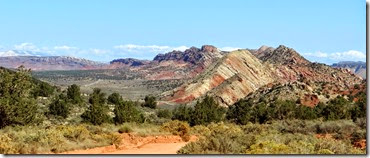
(108, 92, 122, 105)
(66, 84, 83, 104)
(272, 119, 318, 135)
(32, 81, 55, 98)
(295, 106, 317, 120)
(0, 134, 17, 154)
(191, 96, 226, 126)
(191, 125, 211, 136)
(354, 117, 366, 129)
(81, 88, 112, 125)
(172, 105, 193, 123)
(322, 96, 351, 120)
(350, 129, 366, 144)
(350, 93, 366, 121)
(57, 125, 90, 141)
(179, 120, 366, 154)
(316, 120, 357, 135)
(160, 120, 190, 141)
(157, 109, 172, 119)
(270, 100, 296, 120)
(118, 125, 133, 133)
(0, 124, 128, 154)
(178, 123, 255, 154)
(314, 138, 360, 154)
(49, 94, 70, 119)
(227, 100, 254, 125)
(106, 133, 122, 148)
(142, 95, 157, 109)
(114, 100, 143, 124)
(245, 141, 292, 154)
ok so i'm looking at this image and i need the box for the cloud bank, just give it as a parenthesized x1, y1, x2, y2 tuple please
(303, 50, 366, 64)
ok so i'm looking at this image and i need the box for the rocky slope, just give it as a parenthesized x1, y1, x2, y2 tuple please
(332, 61, 366, 79)
(110, 45, 224, 80)
(0, 56, 106, 71)
(160, 45, 363, 107)
(161, 49, 275, 106)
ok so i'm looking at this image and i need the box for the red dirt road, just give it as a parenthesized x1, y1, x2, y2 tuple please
(104, 142, 188, 154)
(61, 134, 196, 154)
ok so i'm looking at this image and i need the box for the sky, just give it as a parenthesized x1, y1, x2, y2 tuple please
(0, 0, 366, 64)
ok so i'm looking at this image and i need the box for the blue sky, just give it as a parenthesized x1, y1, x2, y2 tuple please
(0, 0, 366, 64)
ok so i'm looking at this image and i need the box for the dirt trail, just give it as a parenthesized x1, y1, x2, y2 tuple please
(61, 134, 196, 154)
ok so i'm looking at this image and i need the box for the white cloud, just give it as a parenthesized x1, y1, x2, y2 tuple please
(14, 43, 39, 51)
(303, 50, 366, 64)
(330, 50, 366, 60)
(90, 49, 108, 55)
(54, 45, 78, 51)
(220, 47, 242, 51)
(112, 44, 190, 60)
(114, 44, 189, 53)
(172, 46, 189, 51)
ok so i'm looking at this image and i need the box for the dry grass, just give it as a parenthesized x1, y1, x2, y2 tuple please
(0, 123, 166, 154)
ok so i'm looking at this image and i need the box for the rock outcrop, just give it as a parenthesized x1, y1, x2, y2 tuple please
(160, 45, 364, 107)
(111, 45, 223, 80)
(161, 49, 275, 106)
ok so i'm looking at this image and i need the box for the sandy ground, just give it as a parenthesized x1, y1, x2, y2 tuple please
(61, 134, 196, 154)
(104, 142, 188, 154)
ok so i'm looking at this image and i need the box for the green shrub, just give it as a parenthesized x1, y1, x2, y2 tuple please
(142, 95, 157, 109)
(108, 92, 122, 105)
(191, 96, 226, 126)
(66, 84, 83, 105)
(0, 67, 40, 128)
(114, 101, 143, 124)
(157, 109, 172, 119)
(49, 94, 70, 119)
(172, 105, 193, 123)
(81, 88, 112, 125)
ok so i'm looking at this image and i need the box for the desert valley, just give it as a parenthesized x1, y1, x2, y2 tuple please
(0, 44, 366, 154)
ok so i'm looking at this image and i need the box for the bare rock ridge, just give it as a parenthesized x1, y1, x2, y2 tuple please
(161, 49, 275, 106)
(160, 45, 363, 107)
(110, 45, 223, 80)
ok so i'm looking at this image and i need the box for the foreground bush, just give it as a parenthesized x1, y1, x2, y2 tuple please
(178, 120, 366, 154)
(0, 124, 123, 154)
(160, 120, 190, 141)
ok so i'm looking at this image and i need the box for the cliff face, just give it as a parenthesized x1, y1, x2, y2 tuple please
(161, 49, 275, 106)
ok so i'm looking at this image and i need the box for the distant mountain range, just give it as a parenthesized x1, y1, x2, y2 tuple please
(331, 61, 366, 79)
(0, 45, 365, 107)
(0, 56, 105, 71)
